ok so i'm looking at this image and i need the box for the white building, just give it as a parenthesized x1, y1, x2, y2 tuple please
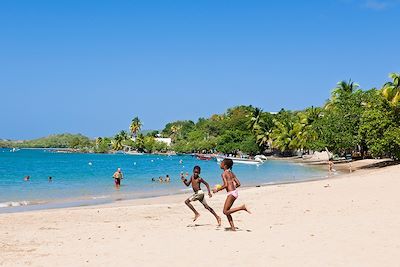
(155, 137, 172, 147)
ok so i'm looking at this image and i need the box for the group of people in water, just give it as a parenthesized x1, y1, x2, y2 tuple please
(23, 175, 52, 182)
(151, 175, 171, 183)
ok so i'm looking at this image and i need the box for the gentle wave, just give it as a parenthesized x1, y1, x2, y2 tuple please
(0, 201, 31, 208)
(91, 195, 110, 200)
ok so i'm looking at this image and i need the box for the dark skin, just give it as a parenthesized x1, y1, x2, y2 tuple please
(181, 169, 221, 226)
(212, 161, 250, 231)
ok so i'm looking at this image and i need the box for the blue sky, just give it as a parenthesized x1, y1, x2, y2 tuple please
(0, 0, 399, 139)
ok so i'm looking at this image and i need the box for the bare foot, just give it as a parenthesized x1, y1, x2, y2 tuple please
(243, 205, 251, 214)
(193, 213, 200, 222)
(230, 227, 236, 231)
(216, 216, 221, 226)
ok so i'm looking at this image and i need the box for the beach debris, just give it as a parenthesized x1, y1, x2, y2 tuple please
(324, 184, 330, 188)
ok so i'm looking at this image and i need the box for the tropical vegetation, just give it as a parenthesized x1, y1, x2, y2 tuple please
(2, 73, 399, 159)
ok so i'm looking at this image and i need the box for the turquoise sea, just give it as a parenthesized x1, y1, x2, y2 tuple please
(0, 148, 328, 213)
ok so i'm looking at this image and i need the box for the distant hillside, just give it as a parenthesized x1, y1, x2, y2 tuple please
(0, 134, 94, 149)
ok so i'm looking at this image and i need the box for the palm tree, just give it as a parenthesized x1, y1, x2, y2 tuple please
(325, 80, 360, 110)
(382, 73, 400, 107)
(170, 124, 182, 141)
(95, 137, 103, 147)
(255, 125, 271, 149)
(135, 133, 145, 152)
(111, 134, 124, 151)
(119, 130, 129, 140)
(271, 119, 297, 153)
(248, 107, 264, 133)
(129, 117, 142, 139)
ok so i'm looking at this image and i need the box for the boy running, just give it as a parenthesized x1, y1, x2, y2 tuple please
(181, 166, 221, 226)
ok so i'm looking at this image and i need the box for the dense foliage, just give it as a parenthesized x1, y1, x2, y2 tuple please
(159, 73, 400, 159)
(2, 73, 399, 159)
(0, 134, 93, 149)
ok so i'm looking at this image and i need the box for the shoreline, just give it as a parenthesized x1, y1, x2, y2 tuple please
(0, 158, 388, 214)
(1, 162, 399, 266)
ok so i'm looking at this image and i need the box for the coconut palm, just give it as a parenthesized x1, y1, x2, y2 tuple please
(325, 80, 360, 110)
(271, 119, 298, 152)
(135, 133, 145, 152)
(170, 124, 182, 141)
(382, 73, 400, 107)
(255, 125, 271, 149)
(248, 107, 264, 133)
(95, 137, 103, 147)
(111, 134, 124, 151)
(119, 130, 129, 140)
(129, 117, 142, 139)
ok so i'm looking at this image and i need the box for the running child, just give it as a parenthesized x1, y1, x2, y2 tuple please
(181, 166, 221, 226)
(213, 158, 250, 231)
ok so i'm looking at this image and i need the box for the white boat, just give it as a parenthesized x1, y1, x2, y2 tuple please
(215, 155, 263, 165)
(254, 155, 268, 161)
(125, 150, 144, 155)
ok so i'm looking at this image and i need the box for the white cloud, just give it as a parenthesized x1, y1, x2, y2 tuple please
(339, 0, 400, 10)
(364, 0, 390, 10)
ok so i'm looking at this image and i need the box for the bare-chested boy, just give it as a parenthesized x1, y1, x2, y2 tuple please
(213, 158, 250, 231)
(181, 165, 221, 226)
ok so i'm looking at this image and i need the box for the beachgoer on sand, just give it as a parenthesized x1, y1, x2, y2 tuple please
(328, 158, 334, 173)
(213, 158, 250, 231)
(181, 166, 221, 226)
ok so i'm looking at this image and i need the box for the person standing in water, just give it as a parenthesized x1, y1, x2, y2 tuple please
(113, 168, 123, 188)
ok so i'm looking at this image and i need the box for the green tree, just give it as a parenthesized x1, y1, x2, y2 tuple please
(111, 134, 124, 151)
(129, 117, 142, 139)
(381, 73, 400, 107)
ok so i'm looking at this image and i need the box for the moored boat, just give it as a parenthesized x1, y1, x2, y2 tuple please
(196, 154, 214, 161)
(215, 155, 263, 165)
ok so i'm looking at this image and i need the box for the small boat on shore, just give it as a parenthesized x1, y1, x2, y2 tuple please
(125, 150, 144, 155)
(215, 155, 263, 165)
(196, 154, 214, 161)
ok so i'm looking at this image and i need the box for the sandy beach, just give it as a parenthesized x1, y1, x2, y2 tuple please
(1, 162, 400, 267)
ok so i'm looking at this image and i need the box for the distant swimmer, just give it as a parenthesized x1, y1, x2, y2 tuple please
(24, 175, 30, 181)
(112, 168, 123, 188)
(165, 175, 170, 182)
(48, 176, 52, 182)
(152, 177, 156, 182)
(179, 159, 183, 164)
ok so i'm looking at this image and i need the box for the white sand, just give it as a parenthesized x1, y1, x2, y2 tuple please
(1, 164, 400, 267)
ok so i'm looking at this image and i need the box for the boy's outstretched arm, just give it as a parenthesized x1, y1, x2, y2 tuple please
(201, 179, 212, 197)
(181, 174, 191, 186)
